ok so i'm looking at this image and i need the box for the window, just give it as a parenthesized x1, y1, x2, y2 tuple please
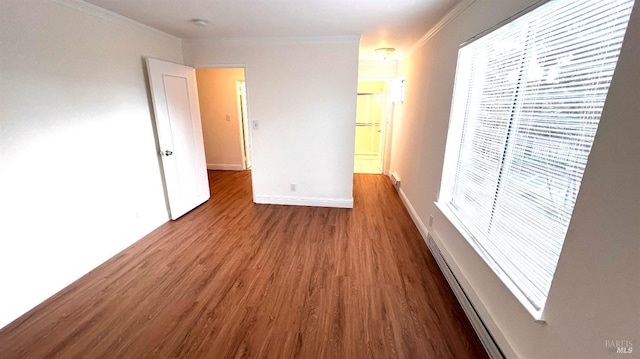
(438, 0, 634, 317)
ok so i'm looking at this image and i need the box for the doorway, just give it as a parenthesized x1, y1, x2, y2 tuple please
(354, 81, 387, 174)
(194, 68, 252, 172)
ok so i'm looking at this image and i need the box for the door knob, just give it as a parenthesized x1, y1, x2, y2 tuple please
(161, 150, 173, 156)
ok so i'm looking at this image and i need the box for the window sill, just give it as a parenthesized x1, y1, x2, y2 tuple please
(434, 201, 547, 323)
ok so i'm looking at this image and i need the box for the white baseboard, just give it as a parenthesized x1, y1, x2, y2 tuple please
(207, 163, 245, 171)
(254, 195, 353, 208)
(397, 187, 429, 239)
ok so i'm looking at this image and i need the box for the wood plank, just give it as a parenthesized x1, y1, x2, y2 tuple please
(0, 171, 488, 358)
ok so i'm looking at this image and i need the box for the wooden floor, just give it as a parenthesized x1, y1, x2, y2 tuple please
(0, 171, 488, 358)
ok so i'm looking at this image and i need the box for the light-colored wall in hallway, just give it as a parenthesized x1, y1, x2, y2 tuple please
(390, 1, 640, 358)
(358, 60, 398, 79)
(195, 68, 246, 170)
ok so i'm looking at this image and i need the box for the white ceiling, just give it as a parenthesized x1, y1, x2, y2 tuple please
(84, 0, 457, 60)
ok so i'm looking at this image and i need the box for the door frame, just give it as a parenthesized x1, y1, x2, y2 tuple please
(236, 80, 251, 169)
(355, 79, 392, 175)
(192, 63, 255, 189)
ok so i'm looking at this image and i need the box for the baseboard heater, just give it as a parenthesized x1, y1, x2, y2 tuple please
(390, 172, 401, 191)
(426, 233, 505, 359)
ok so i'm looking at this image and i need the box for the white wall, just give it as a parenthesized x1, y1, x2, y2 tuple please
(358, 60, 398, 79)
(183, 38, 360, 208)
(391, 1, 640, 358)
(195, 68, 246, 170)
(0, 0, 183, 328)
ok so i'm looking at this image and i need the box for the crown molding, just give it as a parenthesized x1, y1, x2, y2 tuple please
(406, 0, 477, 58)
(49, 0, 179, 41)
(184, 35, 361, 47)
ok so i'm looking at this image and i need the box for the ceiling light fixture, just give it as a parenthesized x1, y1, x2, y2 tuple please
(191, 19, 209, 27)
(375, 47, 396, 60)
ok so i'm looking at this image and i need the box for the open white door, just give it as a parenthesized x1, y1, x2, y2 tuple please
(146, 58, 210, 220)
(236, 80, 252, 169)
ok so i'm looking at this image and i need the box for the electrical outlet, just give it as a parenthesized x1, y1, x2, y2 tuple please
(290, 183, 296, 192)
(225, 114, 231, 121)
(252, 120, 259, 130)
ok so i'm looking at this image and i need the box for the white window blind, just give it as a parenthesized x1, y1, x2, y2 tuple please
(439, 0, 633, 317)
